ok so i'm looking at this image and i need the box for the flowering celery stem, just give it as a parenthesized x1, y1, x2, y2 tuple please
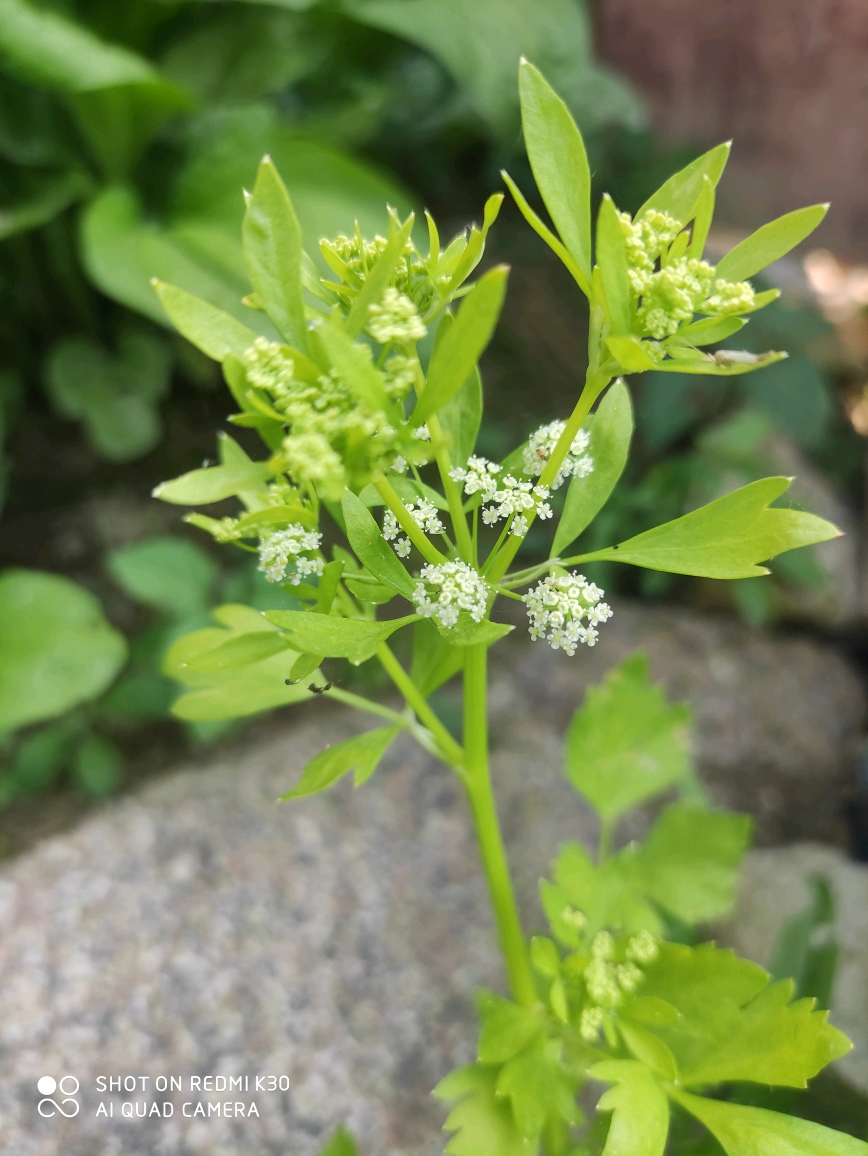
(376, 642, 465, 770)
(427, 413, 475, 563)
(374, 476, 446, 565)
(463, 643, 536, 1007)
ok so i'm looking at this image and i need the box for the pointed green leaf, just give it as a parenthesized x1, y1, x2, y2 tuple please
(477, 994, 543, 1063)
(653, 349, 788, 376)
(185, 631, 292, 673)
(152, 280, 259, 362)
(676, 315, 746, 346)
(313, 318, 390, 415)
(616, 1021, 678, 1081)
(715, 204, 829, 284)
(153, 461, 274, 505)
(435, 617, 513, 647)
(576, 477, 840, 578)
(345, 212, 415, 338)
(242, 156, 308, 350)
(343, 576, 397, 605)
(673, 1091, 868, 1156)
(434, 1064, 529, 1156)
(443, 193, 503, 296)
(263, 609, 417, 664)
(439, 365, 483, 470)
(279, 724, 401, 799)
(501, 169, 588, 294)
(342, 490, 416, 597)
(289, 652, 322, 683)
(590, 1060, 669, 1156)
(606, 335, 658, 372)
(565, 653, 691, 821)
(690, 175, 715, 258)
(412, 266, 508, 425)
(637, 142, 731, 226)
(519, 59, 591, 290)
(410, 618, 463, 697)
(596, 195, 632, 336)
(551, 379, 633, 557)
(317, 1125, 358, 1156)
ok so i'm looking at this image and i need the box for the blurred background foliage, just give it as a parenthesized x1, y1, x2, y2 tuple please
(0, 0, 864, 809)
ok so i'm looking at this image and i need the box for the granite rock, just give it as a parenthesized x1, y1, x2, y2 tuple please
(0, 605, 864, 1154)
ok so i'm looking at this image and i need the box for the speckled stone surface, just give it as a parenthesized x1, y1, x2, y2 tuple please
(0, 605, 863, 1155)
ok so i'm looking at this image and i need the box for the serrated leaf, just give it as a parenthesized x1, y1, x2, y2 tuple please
(279, 724, 401, 799)
(673, 1091, 868, 1156)
(341, 490, 416, 597)
(590, 1060, 669, 1156)
(412, 266, 508, 425)
(715, 204, 829, 284)
(635, 804, 751, 924)
(551, 379, 632, 557)
(577, 477, 840, 578)
(518, 59, 591, 293)
(565, 653, 691, 821)
(616, 1021, 678, 1081)
(434, 1064, 531, 1156)
(152, 280, 258, 362)
(477, 993, 544, 1063)
(263, 609, 417, 664)
(153, 461, 274, 505)
(636, 142, 731, 226)
(497, 1041, 578, 1139)
(435, 617, 513, 648)
(596, 195, 631, 336)
(242, 156, 307, 350)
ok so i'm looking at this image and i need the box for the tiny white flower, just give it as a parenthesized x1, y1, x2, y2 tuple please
(414, 424, 431, 441)
(412, 560, 488, 628)
(381, 499, 444, 556)
(391, 455, 408, 474)
(523, 421, 593, 489)
(522, 572, 612, 656)
(258, 524, 324, 584)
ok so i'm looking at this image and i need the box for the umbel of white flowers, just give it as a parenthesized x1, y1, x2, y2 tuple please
(523, 573, 613, 654)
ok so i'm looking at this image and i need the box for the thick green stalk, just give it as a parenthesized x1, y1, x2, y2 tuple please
(374, 476, 446, 565)
(376, 643, 465, 768)
(427, 412, 474, 563)
(463, 643, 536, 1007)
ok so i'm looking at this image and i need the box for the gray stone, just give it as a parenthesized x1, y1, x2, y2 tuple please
(0, 605, 864, 1154)
(718, 843, 868, 1092)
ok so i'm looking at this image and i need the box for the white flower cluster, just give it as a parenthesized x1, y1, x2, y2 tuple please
(258, 524, 324, 585)
(382, 499, 445, 558)
(523, 422, 593, 490)
(523, 572, 612, 655)
(412, 560, 488, 628)
(450, 455, 501, 496)
(578, 930, 659, 1042)
(449, 456, 552, 538)
(367, 287, 427, 344)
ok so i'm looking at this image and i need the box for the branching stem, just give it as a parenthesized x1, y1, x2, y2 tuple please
(376, 642, 465, 770)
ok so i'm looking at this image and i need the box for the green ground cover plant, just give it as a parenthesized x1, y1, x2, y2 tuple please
(148, 57, 865, 1156)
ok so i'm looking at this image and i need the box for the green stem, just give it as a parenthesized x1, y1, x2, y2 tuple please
(598, 817, 614, 864)
(463, 644, 536, 1007)
(374, 476, 446, 565)
(376, 643, 465, 769)
(325, 686, 406, 724)
(427, 412, 474, 563)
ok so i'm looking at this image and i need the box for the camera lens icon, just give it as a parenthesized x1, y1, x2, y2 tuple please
(37, 1076, 79, 1117)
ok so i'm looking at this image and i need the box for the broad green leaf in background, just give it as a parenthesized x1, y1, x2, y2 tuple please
(412, 266, 508, 424)
(152, 280, 259, 362)
(551, 378, 633, 557)
(317, 1125, 359, 1156)
(342, 491, 416, 597)
(565, 653, 691, 821)
(437, 357, 483, 471)
(434, 1064, 529, 1156)
(590, 1061, 669, 1156)
(672, 1091, 868, 1156)
(715, 205, 829, 284)
(636, 142, 731, 226)
(0, 569, 127, 733)
(575, 477, 840, 578)
(153, 460, 274, 505)
(242, 156, 308, 350)
(595, 195, 631, 335)
(769, 876, 838, 1010)
(517, 58, 591, 292)
(263, 609, 418, 664)
(107, 536, 217, 619)
(0, 169, 92, 241)
(73, 732, 123, 797)
(279, 724, 401, 798)
(184, 631, 292, 672)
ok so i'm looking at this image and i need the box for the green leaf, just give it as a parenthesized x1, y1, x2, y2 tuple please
(496, 1041, 578, 1139)
(477, 993, 544, 1063)
(0, 169, 92, 242)
(577, 477, 840, 579)
(0, 569, 127, 733)
(769, 876, 837, 1010)
(501, 169, 587, 293)
(690, 175, 715, 259)
(342, 490, 416, 597)
(715, 205, 829, 284)
(317, 1125, 358, 1156)
(242, 156, 308, 350)
(345, 212, 415, 338)
(152, 280, 259, 362)
(596, 195, 631, 335)
(410, 618, 464, 697)
(636, 142, 731, 226)
(434, 1064, 530, 1156)
(590, 1060, 669, 1156)
(279, 724, 401, 799)
(518, 58, 591, 292)
(435, 616, 513, 647)
(676, 315, 746, 346)
(412, 266, 508, 425)
(673, 1091, 868, 1156)
(314, 317, 390, 416)
(565, 653, 691, 822)
(73, 733, 123, 797)
(263, 609, 417, 664)
(343, 576, 397, 605)
(153, 461, 274, 505)
(185, 631, 292, 673)
(11, 724, 72, 792)
(551, 378, 632, 557)
(107, 537, 217, 618)
(636, 804, 751, 924)
(616, 1021, 678, 1082)
(439, 364, 483, 470)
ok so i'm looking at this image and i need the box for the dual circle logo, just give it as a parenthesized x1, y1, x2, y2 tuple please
(37, 1076, 80, 1118)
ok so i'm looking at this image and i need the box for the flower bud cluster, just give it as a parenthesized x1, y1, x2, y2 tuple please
(578, 930, 660, 1042)
(320, 231, 447, 318)
(258, 525, 324, 585)
(412, 561, 488, 628)
(618, 209, 682, 292)
(367, 287, 428, 344)
(523, 422, 593, 490)
(382, 499, 445, 558)
(523, 573, 613, 655)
